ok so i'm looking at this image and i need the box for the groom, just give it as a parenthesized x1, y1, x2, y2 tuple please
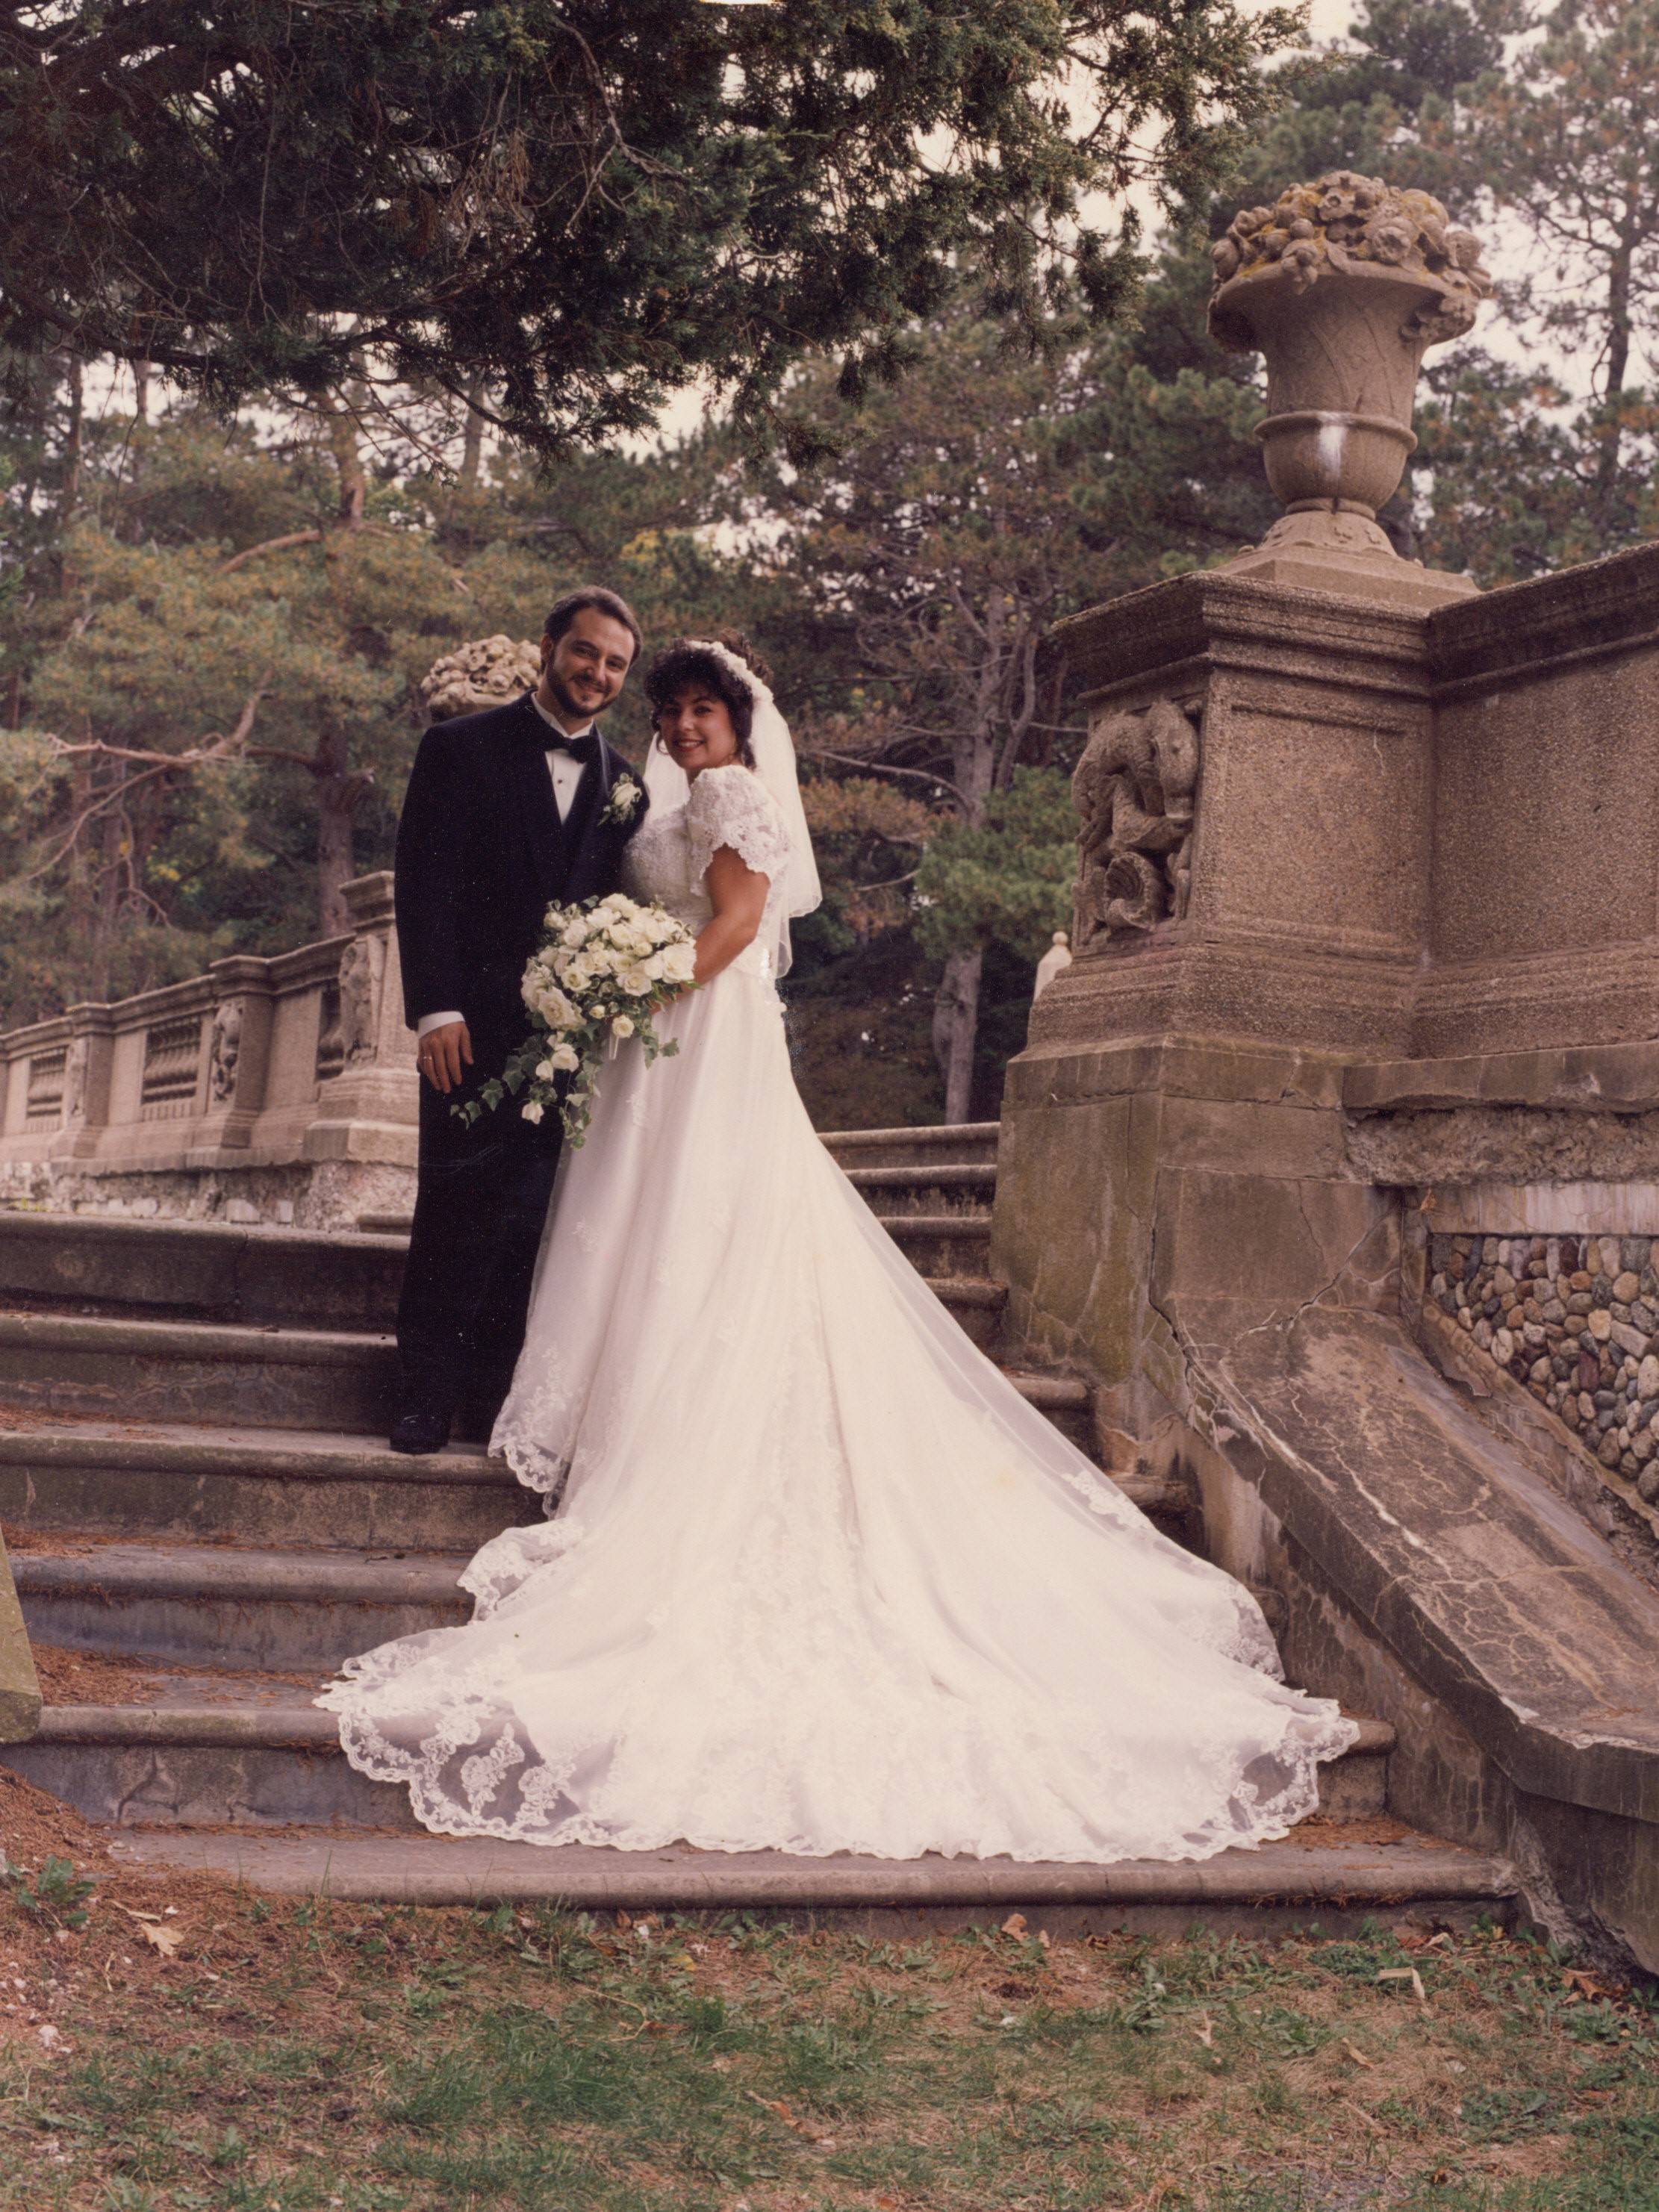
(390, 586, 648, 1454)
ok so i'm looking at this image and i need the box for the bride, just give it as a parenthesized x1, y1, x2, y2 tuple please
(319, 635, 1357, 1863)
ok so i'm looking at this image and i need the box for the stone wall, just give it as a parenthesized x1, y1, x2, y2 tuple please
(1428, 1233, 1659, 1494)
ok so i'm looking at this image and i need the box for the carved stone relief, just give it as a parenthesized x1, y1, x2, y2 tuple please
(1071, 700, 1201, 953)
(208, 999, 243, 1103)
(338, 934, 386, 1065)
(63, 1035, 89, 1124)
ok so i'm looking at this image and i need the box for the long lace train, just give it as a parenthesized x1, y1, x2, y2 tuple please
(319, 772, 1357, 1861)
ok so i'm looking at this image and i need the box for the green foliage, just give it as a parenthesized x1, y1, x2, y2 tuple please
(5, 1852, 96, 1931)
(1, 0, 1298, 459)
(913, 768, 1074, 965)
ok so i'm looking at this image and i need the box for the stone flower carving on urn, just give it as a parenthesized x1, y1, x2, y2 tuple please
(1208, 172, 1491, 591)
(421, 635, 542, 723)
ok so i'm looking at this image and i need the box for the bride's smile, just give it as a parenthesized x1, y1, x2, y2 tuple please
(658, 683, 741, 778)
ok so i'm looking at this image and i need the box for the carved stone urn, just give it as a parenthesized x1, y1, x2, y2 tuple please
(1209, 172, 1492, 608)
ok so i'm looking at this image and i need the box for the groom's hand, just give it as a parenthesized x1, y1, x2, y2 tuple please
(417, 1020, 473, 1094)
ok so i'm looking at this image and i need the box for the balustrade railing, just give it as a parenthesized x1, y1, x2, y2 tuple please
(0, 873, 417, 1226)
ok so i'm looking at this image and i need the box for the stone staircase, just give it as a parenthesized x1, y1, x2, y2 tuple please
(0, 1125, 1516, 1928)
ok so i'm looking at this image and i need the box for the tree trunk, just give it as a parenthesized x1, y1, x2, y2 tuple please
(64, 755, 95, 981)
(460, 373, 487, 487)
(92, 768, 127, 1001)
(315, 728, 358, 938)
(60, 355, 83, 514)
(132, 361, 151, 424)
(57, 356, 84, 593)
(933, 944, 983, 1124)
(323, 387, 368, 529)
(1593, 232, 1635, 512)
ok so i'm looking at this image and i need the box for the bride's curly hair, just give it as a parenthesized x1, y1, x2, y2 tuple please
(645, 632, 773, 767)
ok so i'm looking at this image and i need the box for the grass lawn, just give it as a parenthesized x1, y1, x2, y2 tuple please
(1, 1845, 1655, 2212)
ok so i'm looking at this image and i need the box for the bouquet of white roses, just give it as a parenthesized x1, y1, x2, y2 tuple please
(457, 894, 697, 1147)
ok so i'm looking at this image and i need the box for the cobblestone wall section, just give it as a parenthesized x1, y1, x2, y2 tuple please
(1429, 1233, 1659, 1504)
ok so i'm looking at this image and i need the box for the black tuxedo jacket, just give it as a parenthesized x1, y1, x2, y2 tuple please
(395, 690, 647, 1081)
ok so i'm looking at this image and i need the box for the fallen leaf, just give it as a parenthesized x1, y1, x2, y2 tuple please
(1342, 2040, 1375, 2069)
(1377, 1966, 1430, 2013)
(138, 1924, 184, 1960)
(1193, 2012, 1216, 2049)
(744, 2090, 823, 2142)
(1342, 2096, 1386, 2137)
(1563, 1969, 1618, 2001)
(1000, 1913, 1027, 1938)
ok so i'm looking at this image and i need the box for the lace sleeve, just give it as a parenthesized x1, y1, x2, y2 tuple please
(684, 764, 792, 886)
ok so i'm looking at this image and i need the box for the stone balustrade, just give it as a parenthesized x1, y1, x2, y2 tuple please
(0, 873, 417, 1230)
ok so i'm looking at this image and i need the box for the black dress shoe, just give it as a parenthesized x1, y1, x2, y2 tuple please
(389, 1405, 453, 1455)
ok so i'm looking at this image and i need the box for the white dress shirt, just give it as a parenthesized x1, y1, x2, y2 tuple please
(416, 694, 595, 1040)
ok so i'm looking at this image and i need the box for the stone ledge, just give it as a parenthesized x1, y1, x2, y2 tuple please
(1346, 1041, 1659, 1116)
(1429, 538, 1659, 689)
(1005, 1034, 1351, 1114)
(1171, 1296, 1659, 1838)
(1051, 570, 1435, 704)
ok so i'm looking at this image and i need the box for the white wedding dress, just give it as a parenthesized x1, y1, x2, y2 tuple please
(320, 762, 1357, 1862)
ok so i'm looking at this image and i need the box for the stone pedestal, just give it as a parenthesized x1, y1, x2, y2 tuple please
(305, 874, 418, 1172)
(992, 173, 1659, 1972)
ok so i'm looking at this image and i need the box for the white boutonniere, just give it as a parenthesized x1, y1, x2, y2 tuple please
(600, 775, 643, 829)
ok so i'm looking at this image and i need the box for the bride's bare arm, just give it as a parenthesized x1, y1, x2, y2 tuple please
(693, 844, 771, 984)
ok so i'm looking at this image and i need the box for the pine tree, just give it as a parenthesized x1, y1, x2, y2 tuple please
(2, 1, 1298, 458)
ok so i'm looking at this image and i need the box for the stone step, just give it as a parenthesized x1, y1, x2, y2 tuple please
(3, 1395, 1162, 1557)
(352, 1124, 1006, 1237)
(97, 1821, 1516, 1934)
(3, 1680, 1397, 1835)
(0, 1210, 404, 1332)
(0, 1419, 535, 1553)
(0, 1309, 396, 1431)
(821, 1122, 1001, 1174)
(0, 1277, 1026, 1438)
(844, 1162, 999, 1217)
(5, 1433, 1186, 1672)
(882, 1211, 992, 1279)
(353, 1203, 1000, 1280)
(12, 1542, 471, 1670)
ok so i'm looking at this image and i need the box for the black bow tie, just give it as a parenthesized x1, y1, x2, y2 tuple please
(544, 729, 598, 765)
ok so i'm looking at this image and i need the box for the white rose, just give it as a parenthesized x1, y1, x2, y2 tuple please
(521, 1099, 544, 1124)
(662, 942, 696, 984)
(535, 1059, 554, 1081)
(549, 1042, 579, 1072)
(611, 1015, 635, 1038)
(538, 985, 577, 1029)
(618, 963, 653, 997)
(561, 920, 586, 949)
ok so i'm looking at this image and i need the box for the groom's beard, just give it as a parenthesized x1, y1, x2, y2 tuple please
(544, 667, 620, 727)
